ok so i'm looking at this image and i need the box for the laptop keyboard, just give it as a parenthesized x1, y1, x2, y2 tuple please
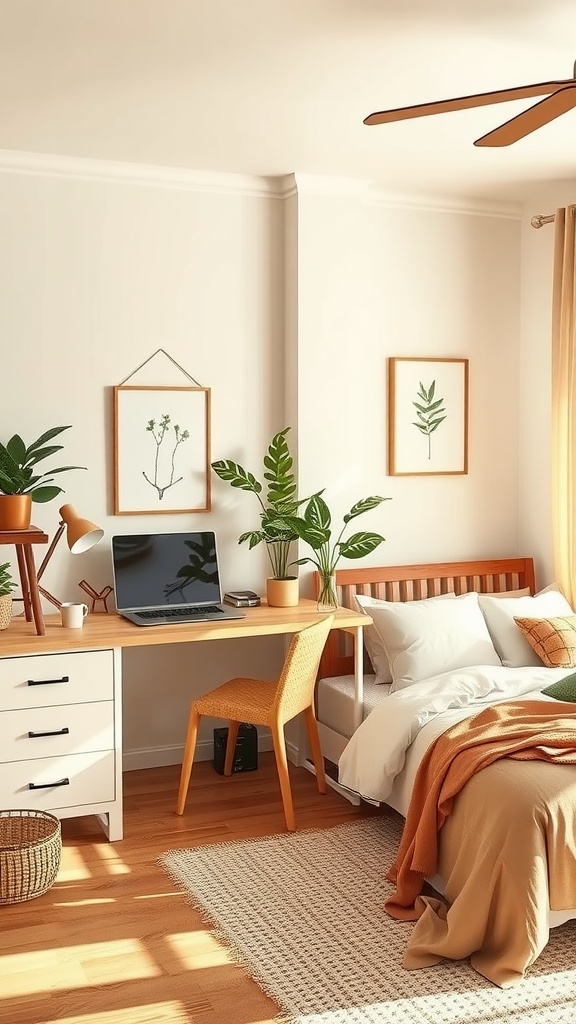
(135, 606, 222, 621)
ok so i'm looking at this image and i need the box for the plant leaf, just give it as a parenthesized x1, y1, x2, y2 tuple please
(211, 460, 262, 494)
(343, 496, 388, 523)
(25, 425, 72, 456)
(339, 532, 385, 559)
(30, 485, 64, 503)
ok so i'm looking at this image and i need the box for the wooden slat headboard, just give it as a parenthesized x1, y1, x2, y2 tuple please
(314, 557, 536, 680)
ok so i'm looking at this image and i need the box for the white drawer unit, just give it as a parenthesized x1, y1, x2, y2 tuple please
(0, 750, 116, 812)
(0, 650, 114, 711)
(0, 647, 123, 841)
(0, 701, 114, 763)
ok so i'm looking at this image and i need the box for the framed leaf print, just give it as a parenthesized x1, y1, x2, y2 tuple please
(113, 385, 211, 514)
(388, 357, 469, 476)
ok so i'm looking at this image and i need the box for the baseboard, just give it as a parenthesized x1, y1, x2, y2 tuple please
(123, 732, 298, 772)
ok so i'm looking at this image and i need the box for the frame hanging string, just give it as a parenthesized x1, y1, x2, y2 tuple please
(118, 348, 203, 386)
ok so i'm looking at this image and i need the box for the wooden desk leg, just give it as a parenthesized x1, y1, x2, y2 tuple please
(22, 545, 45, 636)
(16, 544, 33, 622)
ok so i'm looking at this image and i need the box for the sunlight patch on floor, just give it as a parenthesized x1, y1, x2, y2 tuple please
(165, 929, 233, 970)
(38, 1001, 187, 1024)
(57, 846, 95, 881)
(91, 843, 131, 874)
(1, 939, 159, 997)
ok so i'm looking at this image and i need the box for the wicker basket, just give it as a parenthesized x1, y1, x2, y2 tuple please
(0, 809, 62, 904)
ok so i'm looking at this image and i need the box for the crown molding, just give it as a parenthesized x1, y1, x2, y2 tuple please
(0, 150, 522, 217)
(0, 149, 282, 198)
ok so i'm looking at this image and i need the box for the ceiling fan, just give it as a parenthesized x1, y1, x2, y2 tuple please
(364, 61, 576, 146)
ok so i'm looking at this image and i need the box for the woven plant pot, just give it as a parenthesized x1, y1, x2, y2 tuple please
(0, 594, 12, 630)
(0, 809, 62, 904)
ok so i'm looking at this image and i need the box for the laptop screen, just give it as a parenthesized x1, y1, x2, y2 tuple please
(111, 532, 222, 611)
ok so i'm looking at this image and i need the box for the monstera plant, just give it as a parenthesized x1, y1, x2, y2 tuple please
(211, 427, 321, 581)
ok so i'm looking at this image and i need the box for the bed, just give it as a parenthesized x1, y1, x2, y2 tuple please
(310, 558, 576, 988)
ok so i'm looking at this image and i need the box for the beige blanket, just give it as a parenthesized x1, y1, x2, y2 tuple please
(385, 700, 576, 987)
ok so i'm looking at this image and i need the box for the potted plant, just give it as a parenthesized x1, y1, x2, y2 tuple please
(0, 426, 86, 530)
(211, 427, 321, 607)
(0, 561, 16, 630)
(286, 493, 390, 610)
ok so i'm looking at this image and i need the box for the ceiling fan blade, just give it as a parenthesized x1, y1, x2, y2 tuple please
(364, 79, 573, 126)
(474, 85, 576, 146)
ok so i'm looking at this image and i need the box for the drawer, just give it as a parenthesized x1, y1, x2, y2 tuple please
(0, 749, 116, 811)
(0, 701, 114, 763)
(0, 650, 114, 711)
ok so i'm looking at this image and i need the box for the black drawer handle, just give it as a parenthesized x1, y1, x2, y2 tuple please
(28, 778, 70, 790)
(28, 727, 70, 738)
(27, 675, 70, 687)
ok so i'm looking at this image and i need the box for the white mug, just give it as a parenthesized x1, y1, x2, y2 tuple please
(60, 602, 88, 628)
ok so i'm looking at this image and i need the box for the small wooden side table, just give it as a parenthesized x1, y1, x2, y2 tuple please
(0, 526, 49, 636)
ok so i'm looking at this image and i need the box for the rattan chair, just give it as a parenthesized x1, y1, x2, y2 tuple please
(176, 614, 334, 831)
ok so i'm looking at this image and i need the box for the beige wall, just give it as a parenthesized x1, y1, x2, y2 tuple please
(0, 155, 523, 766)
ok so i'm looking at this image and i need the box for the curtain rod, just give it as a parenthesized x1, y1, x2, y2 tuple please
(531, 213, 556, 229)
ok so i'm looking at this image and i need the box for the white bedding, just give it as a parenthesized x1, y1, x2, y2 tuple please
(337, 662, 576, 930)
(338, 663, 571, 813)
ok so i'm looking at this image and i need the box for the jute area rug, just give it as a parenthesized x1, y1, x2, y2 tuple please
(160, 815, 576, 1024)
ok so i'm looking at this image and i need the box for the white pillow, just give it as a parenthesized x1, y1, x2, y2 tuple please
(360, 591, 501, 693)
(478, 590, 575, 667)
(354, 592, 456, 684)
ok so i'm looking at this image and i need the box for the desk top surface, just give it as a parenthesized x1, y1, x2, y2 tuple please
(0, 599, 367, 656)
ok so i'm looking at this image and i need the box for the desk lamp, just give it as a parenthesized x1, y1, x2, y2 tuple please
(36, 503, 104, 608)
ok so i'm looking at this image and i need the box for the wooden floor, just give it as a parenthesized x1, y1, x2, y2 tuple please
(1, 755, 381, 1024)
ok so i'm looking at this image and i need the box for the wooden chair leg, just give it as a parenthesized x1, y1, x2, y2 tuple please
(224, 720, 240, 776)
(304, 705, 327, 795)
(271, 720, 295, 831)
(176, 707, 201, 814)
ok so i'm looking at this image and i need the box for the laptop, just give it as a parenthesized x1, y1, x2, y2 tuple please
(111, 531, 245, 626)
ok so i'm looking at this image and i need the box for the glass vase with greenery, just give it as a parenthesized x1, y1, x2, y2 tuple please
(286, 494, 389, 609)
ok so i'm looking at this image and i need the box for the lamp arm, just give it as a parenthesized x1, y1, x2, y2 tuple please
(36, 521, 66, 583)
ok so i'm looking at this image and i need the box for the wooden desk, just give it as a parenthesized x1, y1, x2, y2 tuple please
(0, 525, 48, 636)
(0, 601, 366, 842)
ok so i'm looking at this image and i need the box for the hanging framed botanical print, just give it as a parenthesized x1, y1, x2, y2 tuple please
(113, 385, 211, 514)
(388, 357, 469, 476)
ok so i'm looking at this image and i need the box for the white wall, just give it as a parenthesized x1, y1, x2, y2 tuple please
(293, 182, 522, 591)
(0, 155, 524, 767)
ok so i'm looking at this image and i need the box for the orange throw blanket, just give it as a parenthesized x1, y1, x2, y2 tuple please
(385, 699, 576, 921)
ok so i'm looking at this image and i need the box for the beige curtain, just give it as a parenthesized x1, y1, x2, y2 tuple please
(551, 205, 576, 608)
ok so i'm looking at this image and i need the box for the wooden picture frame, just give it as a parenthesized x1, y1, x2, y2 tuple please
(113, 385, 211, 514)
(388, 357, 469, 476)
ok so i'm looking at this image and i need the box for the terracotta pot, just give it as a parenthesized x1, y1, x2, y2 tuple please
(0, 594, 12, 630)
(266, 576, 299, 608)
(0, 494, 32, 531)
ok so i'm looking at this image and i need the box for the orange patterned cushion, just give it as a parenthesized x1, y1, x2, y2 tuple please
(513, 615, 576, 668)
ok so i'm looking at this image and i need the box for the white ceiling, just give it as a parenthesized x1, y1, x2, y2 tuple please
(2, 0, 576, 202)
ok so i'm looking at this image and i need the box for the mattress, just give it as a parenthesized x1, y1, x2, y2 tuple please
(316, 673, 391, 739)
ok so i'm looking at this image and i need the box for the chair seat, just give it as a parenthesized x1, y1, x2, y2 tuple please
(194, 676, 277, 726)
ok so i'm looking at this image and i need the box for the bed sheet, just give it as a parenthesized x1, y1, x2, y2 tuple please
(316, 673, 390, 739)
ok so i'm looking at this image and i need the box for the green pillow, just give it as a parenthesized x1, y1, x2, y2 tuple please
(542, 671, 576, 702)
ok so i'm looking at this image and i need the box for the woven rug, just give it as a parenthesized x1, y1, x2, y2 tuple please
(160, 815, 576, 1024)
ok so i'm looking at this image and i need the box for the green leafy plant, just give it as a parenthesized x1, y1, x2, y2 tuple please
(211, 427, 321, 579)
(0, 562, 16, 597)
(286, 493, 390, 604)
(0, 426, 86, 503)
(412, 380, 446, 460)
